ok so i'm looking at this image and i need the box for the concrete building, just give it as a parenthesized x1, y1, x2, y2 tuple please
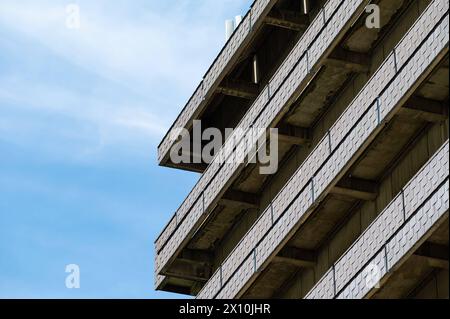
(155, 0, 449, 299)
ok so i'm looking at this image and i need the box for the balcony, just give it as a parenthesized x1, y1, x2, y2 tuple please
(306, 141, 449, 299)
(196, 1, 449, 298)
(155, 0, 375, 293)
(158, 0, 316, 172)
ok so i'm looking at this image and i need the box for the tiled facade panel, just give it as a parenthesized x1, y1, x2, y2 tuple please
(196, 4, 448, 298)
(155, 274, 165, 289)
(380, 15, 450, 120)
(329, 0, 449, 152)
(155, 0, 368, 277)
(216, 255, 254, 299)
(324, 0, 346, 20)
(394, 0, 448, 67)
(156, 0, 449, 260)
(305, 268, 335, 299)
(245, 87, 270, 128)
(271, 132, 330, 222)
(155, 215, 177, 254)
(267, 0, 348, 94)
(157, 0, 272, 163)
(158, 0, 276, 165)
(198, 185, 312, 298)
(250, 0, 271, 22)
(198, 205, 272, 299)
(155, 0, 272, 245)
(314, 106, 378, 198)
(256, 189, 313, 270)
(386, 180, 449, 269)
(222, 207, 271, 282)
(156, 195, 204, 275)
(306, 142, 449, 299)
(336, 248, 387, 299)
(309, 0, 361, 68)
(268, 0, 447, 241)
(338, 180, 449, 299)
(328, 53, 396, 149)
(203, 17, 251, 94)
(403, 142, 449, 219)
(156, 0, 366, 256)
(199, 265, 222, 300)
(333, 195, 404, 292)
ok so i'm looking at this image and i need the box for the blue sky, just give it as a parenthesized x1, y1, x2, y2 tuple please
(0, 0, 252, 298)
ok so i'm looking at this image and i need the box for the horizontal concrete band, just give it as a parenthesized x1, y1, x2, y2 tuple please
(157, 0, 274, 163)
(155, 0, 370, 284)
(196, 3, 449, 298)
(306, 142, 449, 299)
(338, 182, 449, 299)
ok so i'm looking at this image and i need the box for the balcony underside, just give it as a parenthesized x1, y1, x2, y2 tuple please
(240, 56, 449, 299)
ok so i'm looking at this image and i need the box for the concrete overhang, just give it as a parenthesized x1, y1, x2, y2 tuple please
(157, 0, 315, 173)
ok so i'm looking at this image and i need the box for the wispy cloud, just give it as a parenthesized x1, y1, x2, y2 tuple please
(0, 0, 254, 298)
(0, 0, 251, 98)
(0, 0, 252, 162)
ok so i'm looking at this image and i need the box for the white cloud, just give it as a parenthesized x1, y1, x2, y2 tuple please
(0, 76, 167, 163)
(0, 0, 251, 162)
(0, 0, 250, 97)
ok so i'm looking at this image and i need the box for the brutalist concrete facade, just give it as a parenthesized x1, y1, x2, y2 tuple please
(155, 0, 449, 298)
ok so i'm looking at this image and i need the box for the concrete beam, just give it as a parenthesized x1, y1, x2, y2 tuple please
(219, 190, 259, 209)
(277, 124, 311, 146)
(167, 147, 207, 172)
(326, 47, 370, 73)
(165, 258, 212, 282)
(161, 284, 193, 295)
(402, 96, 449, 123)
(179, 249, 213, 264)
(331, 177, 378, 201)
(414, 242, 449, 270)
(264, 10, 309, 32)
(274, 246, 316, 268)
(217, 79, 259, 99)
